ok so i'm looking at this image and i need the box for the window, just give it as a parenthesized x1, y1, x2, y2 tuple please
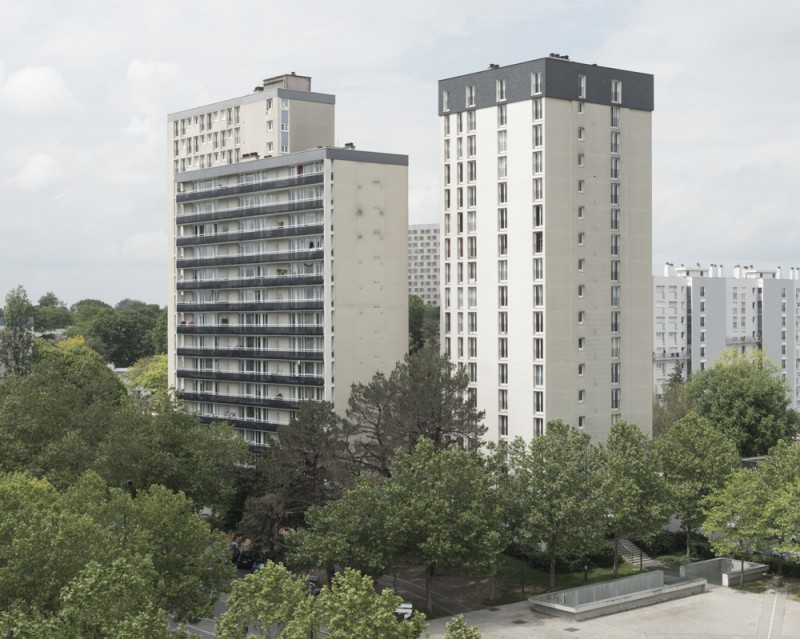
(498, 260, 508, 281)
(611, 337, 620, 358)
(611, 286, 620, 307)
(444, 114, 450, 136)
(577, 206, 585, 220)
(467, 110, 476, 131)
(611, 261, 620, 282)
(578, 284, 585, 297)
(533, 311, 543, 333)
(498, 183, 507, 204)
(611, 362, 620, 383)
(468, 312, 477, 333)
(444, 164, 451, 185)
(611, 183, 620, 204)
(498, 156, 507, 179)
(533, 258, 543, 279)
(468, 362, 477, 382)
(467, 337, 477, 358)
(468, 160, 477, 182)
(533, 151, 543, 174)
(578, 389, 585, 402)
(578, 127, 585, 140)
(457, 138, 463, 160)
(611, 311, 620, 332)
(578, 74, 586, 99)
(499, 415, 508, 437)
(611, 132, 620, 153)
(533, 125, 543, 147)
(577, 180, 584, 193)
(468, 186, 477, 206)
(533, 98, 543, 120)
(534, 364, 543, 386)
(610, 208, 619, 230)
(578, 363, 585, 376)
(499, 337, 508, 358)
(577, 232, 585, 245)
(534, 284, 543, 306)
(498, 312, 508, 334)
(466, 85, 476, 107)
(611, 235, 620, 256)
(467, 135, 476, 157)
(467, 210, 476, 232)
(468, 261, 477, 281)
(497, 130, 507, 153)
(534, 338, 544, 359)
(611, 157, 620, 179)
(578, 153, 585, 167)
(499, 364, 508, 385)
(498, 286, 508, 307)
(497, 79, 507, 101)
(444, 139, 450, 161)
(611, 106, 620, 128)
(578, 337, 585, 350)
(458, 113, 464, 134)
(578, 258, 585, 272)
(611, 79, 622, 104)
(534, 231, 543, 253)
(534, 205, 543, 226)
(578, 311, 585, 324)
(498, 208, 508, 229)
(531, 71, 542, 95)
(611, 388, 621, 409)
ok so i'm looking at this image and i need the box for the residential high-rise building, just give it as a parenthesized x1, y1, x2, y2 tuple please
(168, 77, 408, 447)
(408, 223, 440, 305)
(439, 56, 654, 443)
(655, 263, 800, 409)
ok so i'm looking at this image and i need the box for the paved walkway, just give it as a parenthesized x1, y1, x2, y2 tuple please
(424, 583, 800, 639)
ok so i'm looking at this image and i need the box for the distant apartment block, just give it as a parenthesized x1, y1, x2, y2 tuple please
(168, 75, 408, 447)
(655, 263, 800, 408)
(408, 223, 440, 305)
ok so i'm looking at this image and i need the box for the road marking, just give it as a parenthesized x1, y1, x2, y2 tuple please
(767, 591, 778, 639)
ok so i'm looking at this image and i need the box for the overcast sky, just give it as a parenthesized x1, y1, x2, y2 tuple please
(1, 0, 798, 307)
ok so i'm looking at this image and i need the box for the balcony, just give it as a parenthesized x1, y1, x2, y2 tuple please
(725, 335, 761, 346)
(177, 299, 323, 313)
(177, 172, 324, 203)
(176, 248, 323, 269)
(199, 415, 284, 434)
(176, 223, 324, 247)
(176, 198, 323, 225)
(177, 323, 323, 336)
(177, 347, 323, 361)
(181, 391, 299, 411)
(177, 274, 323, 290)
(177, 368, 324, 386)
(653, 350, 687, 361)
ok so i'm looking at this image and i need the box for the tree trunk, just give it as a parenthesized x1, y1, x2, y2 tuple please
(613, 536, 619, 577)
(686, 528, 692, 558)
(549, 554, 556, 590)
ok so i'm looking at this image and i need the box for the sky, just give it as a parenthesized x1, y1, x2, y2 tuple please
(1, 0, 798, 307)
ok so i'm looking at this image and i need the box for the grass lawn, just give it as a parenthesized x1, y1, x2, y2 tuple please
(484, 554, 640, 606)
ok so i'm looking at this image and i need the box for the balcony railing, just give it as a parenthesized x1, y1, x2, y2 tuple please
(177, 324, 323, 336)
(198, 415, 284, 434)
(181, 391, 299, 410)
(176, 198, 323, 225)
(177, 299, 323, 313)
(177, 347, 324, 361)
(176, 223, 324, 247)
(176, 248, 323, 269)
(177, 368, 324, 386)
(177, 274, 323, 290)
(177, 172, 324, 203)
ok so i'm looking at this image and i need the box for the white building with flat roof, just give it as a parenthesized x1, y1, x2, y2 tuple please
(408, 223, 440, 306)
(439, 56, 654, 443)
(168, 76, 408, 448)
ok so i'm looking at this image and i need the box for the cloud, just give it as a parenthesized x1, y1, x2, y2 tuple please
(120, 231, 168, 261)
(0, 65, 82, 116)
(12, 154, 62, 190)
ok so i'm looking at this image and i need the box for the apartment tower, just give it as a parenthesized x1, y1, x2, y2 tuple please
(408, 223, 441, 306)
(168, 76, 408, 447)
(439, 56, 654, 443)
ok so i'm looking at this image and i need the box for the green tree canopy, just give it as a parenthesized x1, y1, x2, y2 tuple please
(409, 294, 439, 354)
(507, 420, 606, 589)
(685, 349, 798, 456)
(655, 412, 740, 556)
(347, 343, 486, 477)
(124, 353, 169, 393)
(0, 285, 34, 376)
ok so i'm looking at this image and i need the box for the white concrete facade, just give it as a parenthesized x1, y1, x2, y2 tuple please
(655, 264, 800, 408)
(439, 57, 654, 444)
(408, 223, 440, 305)
(167, 76, 408, 447)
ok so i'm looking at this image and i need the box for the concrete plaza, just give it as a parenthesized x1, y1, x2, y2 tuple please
(425, 583, 800, 639)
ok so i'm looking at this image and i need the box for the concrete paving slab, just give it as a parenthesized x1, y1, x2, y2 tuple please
(424, 586, 800, 639)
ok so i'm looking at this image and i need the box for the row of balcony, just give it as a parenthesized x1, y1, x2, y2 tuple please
(176, 248, 323, 269)
(177, 368, 324, 386)
(177, 172, 324, 203)
(177, 299, 323, 313)
(199, 415, 284, 434)
(176, 223, 324, 247)
(177, 324, 323, 336)
(177, 274, 323, 291)
(181, 391, 299, 411)
(176, 198, 323, 225)
(177, 347, 323, 361)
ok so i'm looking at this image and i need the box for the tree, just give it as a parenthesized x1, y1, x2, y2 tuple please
(685, 349, 798, 456)
(33, 292, 72, 332)
(445, 615, 483, 639)
(0, 285, 34, 376)
(348, 343, 486, 476)
(388, 439, 503, 613)
(652, 361, 691, 438)
(655, 412, 740, 556)
(507, 421, 605, 589)
(287, 477, 397, 581)
(599, 421, 672, 575)
(124, 353, 169, 392)
(317, 569, 426, 639)
(409, 294, 439, 354)
(216, 561, 315, 639)
(241, 401, 351, 554)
